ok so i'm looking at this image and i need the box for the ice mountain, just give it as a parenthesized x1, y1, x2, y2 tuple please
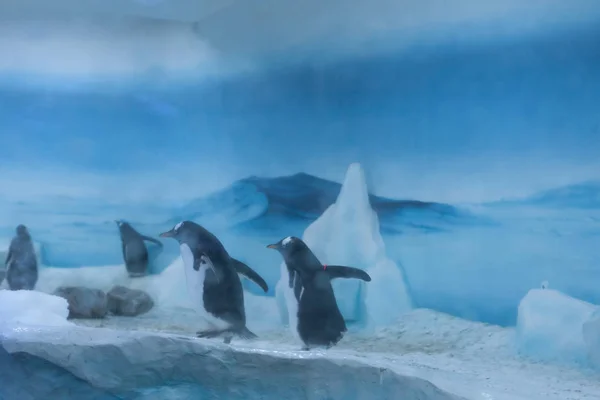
(488, 181, 600, 209)
(0, 170, 478, 269)
(177, 172, 476, 235)
(276, 163, 412, 331)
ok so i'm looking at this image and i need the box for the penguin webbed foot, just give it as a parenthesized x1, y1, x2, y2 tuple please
(235, 326, 258, 341)
(300, 343, 334, 351)
(196, 329, 223, 339)
(196, 329, 238, 345)
(196, 326, 257, 343)
(223, 334, 233, 345)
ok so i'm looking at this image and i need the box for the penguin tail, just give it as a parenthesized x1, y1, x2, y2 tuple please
(237, 327, 258, 340)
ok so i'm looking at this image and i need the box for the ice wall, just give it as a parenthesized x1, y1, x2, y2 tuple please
(276, 163, 412, 328)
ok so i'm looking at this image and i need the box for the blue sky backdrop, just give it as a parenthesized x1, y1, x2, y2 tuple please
(0, 9, 599, 204)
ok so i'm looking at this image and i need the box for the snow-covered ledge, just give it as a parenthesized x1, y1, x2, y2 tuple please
(2, 326, 465, 400)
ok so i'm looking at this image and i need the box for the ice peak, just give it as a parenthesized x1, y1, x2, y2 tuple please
(337, 163, 370, 211)
(289, 162, 411, 326)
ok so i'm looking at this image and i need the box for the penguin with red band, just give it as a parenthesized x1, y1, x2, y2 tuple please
(267, 236, 371, 350)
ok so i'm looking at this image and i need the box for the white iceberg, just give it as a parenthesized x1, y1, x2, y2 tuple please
(516, 288, 597, 364)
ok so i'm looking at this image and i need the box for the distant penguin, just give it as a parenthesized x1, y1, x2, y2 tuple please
(116, 220, 164, 277)
(159, 221, 268, 343)
(267, 236, 371, 350)
(5, 225, 38, 291)
(541, 280, 549, 290)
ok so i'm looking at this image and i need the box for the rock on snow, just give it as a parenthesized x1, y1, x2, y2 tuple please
(54, 286, 108, 319)
(107, 285, 154, 317)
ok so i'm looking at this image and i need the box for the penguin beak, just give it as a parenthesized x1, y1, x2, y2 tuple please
(267, 243, 279, 250)
(159, 230, 174, 238)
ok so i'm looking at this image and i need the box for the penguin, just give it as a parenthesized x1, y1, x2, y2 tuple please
(541, 280, 549, 290)
(159, 221, 268, 343)
(5, 225, 38, 291)
(267, 236, 371, 350)
(116, 220, 164, 277)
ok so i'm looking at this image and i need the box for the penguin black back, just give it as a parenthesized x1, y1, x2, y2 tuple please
(116, 220, 163, 277)
(268, 236, 371, 349)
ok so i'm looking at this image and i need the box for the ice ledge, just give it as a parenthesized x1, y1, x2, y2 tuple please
(2, 326, 465, 400)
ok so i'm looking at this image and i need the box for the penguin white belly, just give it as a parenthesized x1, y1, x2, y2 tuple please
(281, 265, 300, 339)
(180, 244, 230, 330)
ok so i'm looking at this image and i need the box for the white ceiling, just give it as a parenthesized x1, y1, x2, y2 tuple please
(1, 0, 599, 57)
(0, 0, 599, 80)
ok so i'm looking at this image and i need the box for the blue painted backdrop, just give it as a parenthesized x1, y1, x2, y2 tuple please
(1, 14, 599, 326)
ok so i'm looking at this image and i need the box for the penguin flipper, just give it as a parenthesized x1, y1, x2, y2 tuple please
(141, 235, 164, 248)
(287, 265, 295, 288)
(325, 265, 371, 282)
(5, 248, 12, 267)
(292, 272, 303, 302)
(231, 258, 269, 292)
(198, 254, 223, 284)
(196, 329, 225, 338)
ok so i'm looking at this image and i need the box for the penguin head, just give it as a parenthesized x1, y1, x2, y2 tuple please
(115, 219, 129, 229)
(160, 221, 195, 243)
(16, 224, 29, 238)
(267, 235, 299, 250)
(268, 236, 327, 274)
(115, 220, 135, 235)
(267, 236, 309, 263)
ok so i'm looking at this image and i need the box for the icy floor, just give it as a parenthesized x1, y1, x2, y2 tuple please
(75, 308, 600, 400)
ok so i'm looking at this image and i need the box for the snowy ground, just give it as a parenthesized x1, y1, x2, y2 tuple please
(75, 308, 600, 400)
